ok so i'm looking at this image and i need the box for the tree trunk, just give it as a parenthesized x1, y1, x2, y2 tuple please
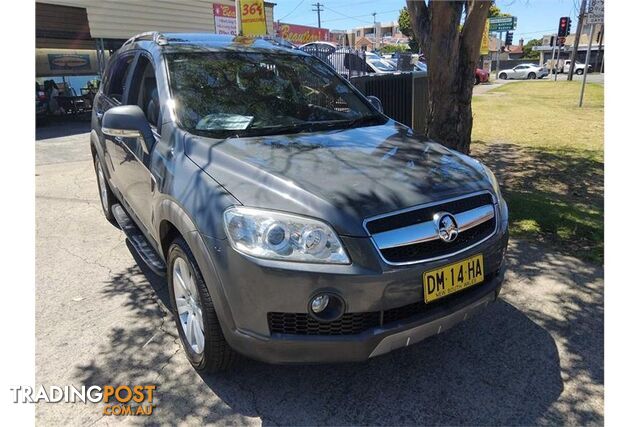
(406, 0, 490, 154)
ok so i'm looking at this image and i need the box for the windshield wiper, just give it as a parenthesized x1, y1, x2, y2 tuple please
(343, 115, 383, 130)
(245, 123, 317, 136)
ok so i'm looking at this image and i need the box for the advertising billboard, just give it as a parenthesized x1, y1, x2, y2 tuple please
(275, 22, 329, 45)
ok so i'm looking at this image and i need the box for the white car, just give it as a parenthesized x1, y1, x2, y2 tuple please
(498, 63, 549, 80)
(327, 49, 397, 76)
(561, 60, 593, 75)
(365, 52, 397, 74)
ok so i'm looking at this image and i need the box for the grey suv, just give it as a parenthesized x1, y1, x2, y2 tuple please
(91, 33, 508, 372)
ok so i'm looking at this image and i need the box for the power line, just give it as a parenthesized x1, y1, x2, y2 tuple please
(323, 5, 371, 24)
(311, 8, 399, 25)
(277, 0, 305, 21)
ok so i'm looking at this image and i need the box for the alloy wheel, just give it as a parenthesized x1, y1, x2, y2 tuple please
(172, 257, 205, 354)
(96, 161, 109, 213)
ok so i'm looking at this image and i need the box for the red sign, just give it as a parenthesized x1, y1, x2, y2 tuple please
(275, 22, 329, 45)
(213, 3, 237, 35)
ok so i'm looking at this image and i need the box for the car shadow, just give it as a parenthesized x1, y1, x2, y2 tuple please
(67, 237, 604, 425)
(36, 119, 91, 141)
(197, 300, 563, 426)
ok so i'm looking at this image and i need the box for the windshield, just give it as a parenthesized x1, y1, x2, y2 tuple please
(166, 52, 383, 137)
(368, 59, 396, 72)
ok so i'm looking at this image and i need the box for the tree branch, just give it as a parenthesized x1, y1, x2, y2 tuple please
(405, 0, 430, 49)
(460, 0, 491, 62)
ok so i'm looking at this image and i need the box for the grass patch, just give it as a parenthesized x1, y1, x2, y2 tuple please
(471, 81, 604, 264)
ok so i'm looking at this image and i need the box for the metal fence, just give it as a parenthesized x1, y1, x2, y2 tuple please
(350, 72, 427, 134)
(299, 44, 369, 79)
(302, 46, 428, 135)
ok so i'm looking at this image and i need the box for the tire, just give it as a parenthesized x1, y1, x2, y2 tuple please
(93, 155, 117, 224)
(527, 72, 536, 80)
(499, 73, 507, 80)
(167, 236, 237, 372)
(475, 76, 480, 85)
(576, 68, 584, 75)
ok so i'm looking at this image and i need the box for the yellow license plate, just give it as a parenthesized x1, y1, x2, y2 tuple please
(423, 254, 484, 303)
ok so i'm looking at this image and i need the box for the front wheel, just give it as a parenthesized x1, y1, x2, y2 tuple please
(94, 156, 117, 224)
(576, 68, 584, 75)
(499, 73, 507, 80)
(527, 72, 537, 80)
(167, 236, 237, 372)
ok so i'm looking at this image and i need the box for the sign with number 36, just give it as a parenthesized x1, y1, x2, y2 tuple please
(240, 0, 267, 36)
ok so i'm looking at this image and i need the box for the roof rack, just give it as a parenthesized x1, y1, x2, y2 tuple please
(122, 32, 167, 47)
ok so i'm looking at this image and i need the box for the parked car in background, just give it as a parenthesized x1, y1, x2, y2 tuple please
(560, 60, 592, 75)
(299, 41, 336, 62)
(92, 33, 509, 372)
(475, 68, 489, 84)
(498, 63, 548, 80)
(365, 52, 397, 74)
(327, 49, 397, 76)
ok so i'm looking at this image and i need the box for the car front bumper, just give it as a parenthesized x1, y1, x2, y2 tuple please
(200, 217, 509, 364)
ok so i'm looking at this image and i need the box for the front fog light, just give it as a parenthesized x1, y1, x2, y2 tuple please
(311, 294, 330, 313)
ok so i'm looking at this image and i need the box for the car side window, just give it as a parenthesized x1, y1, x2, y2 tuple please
(127, 55, 161, 133)
(105, 54, 135, 102)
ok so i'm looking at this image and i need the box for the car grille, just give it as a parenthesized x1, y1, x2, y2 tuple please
(365, 192, 497, 264)
(365, 193, 493, 234)
(268, 272, 495, 336)
(380, 217, 496, 264)
(268, 311, 380, 336)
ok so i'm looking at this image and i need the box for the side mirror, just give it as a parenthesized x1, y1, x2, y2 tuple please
(102, 105, 154, 154)
(367, 96, 383, 114)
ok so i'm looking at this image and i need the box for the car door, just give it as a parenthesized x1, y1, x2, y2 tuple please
(512, 65, 526, 79)
(95, 52, 136, 200)
(113, 52, 161, 234)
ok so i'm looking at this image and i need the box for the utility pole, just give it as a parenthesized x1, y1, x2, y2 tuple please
(312, 2, 324, 29)
(553, 36, 560, 81)
(568, 0, 587, 81)
(372, 12, 377, 50)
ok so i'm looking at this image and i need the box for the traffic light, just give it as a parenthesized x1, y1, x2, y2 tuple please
(549, 35, 555, 47)
(505, 31, 513, 46)
(558, 16, 571, 37)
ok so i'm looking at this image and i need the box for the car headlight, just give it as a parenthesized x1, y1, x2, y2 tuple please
(482, 164, 503, 201)
(481, 164, 508, 224)
(223, 207, 350, 264)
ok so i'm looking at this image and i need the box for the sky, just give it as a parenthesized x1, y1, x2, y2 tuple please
(273, 0, 582, 42)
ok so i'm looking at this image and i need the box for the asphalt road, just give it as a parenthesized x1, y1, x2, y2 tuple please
(36, 120, 604, 425)
(473, 72, 604, 95)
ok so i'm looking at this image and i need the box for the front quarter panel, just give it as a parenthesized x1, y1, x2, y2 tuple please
(152, 126, 240, 242)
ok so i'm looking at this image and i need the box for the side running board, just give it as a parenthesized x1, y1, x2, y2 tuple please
(112, 204, 166, 276)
